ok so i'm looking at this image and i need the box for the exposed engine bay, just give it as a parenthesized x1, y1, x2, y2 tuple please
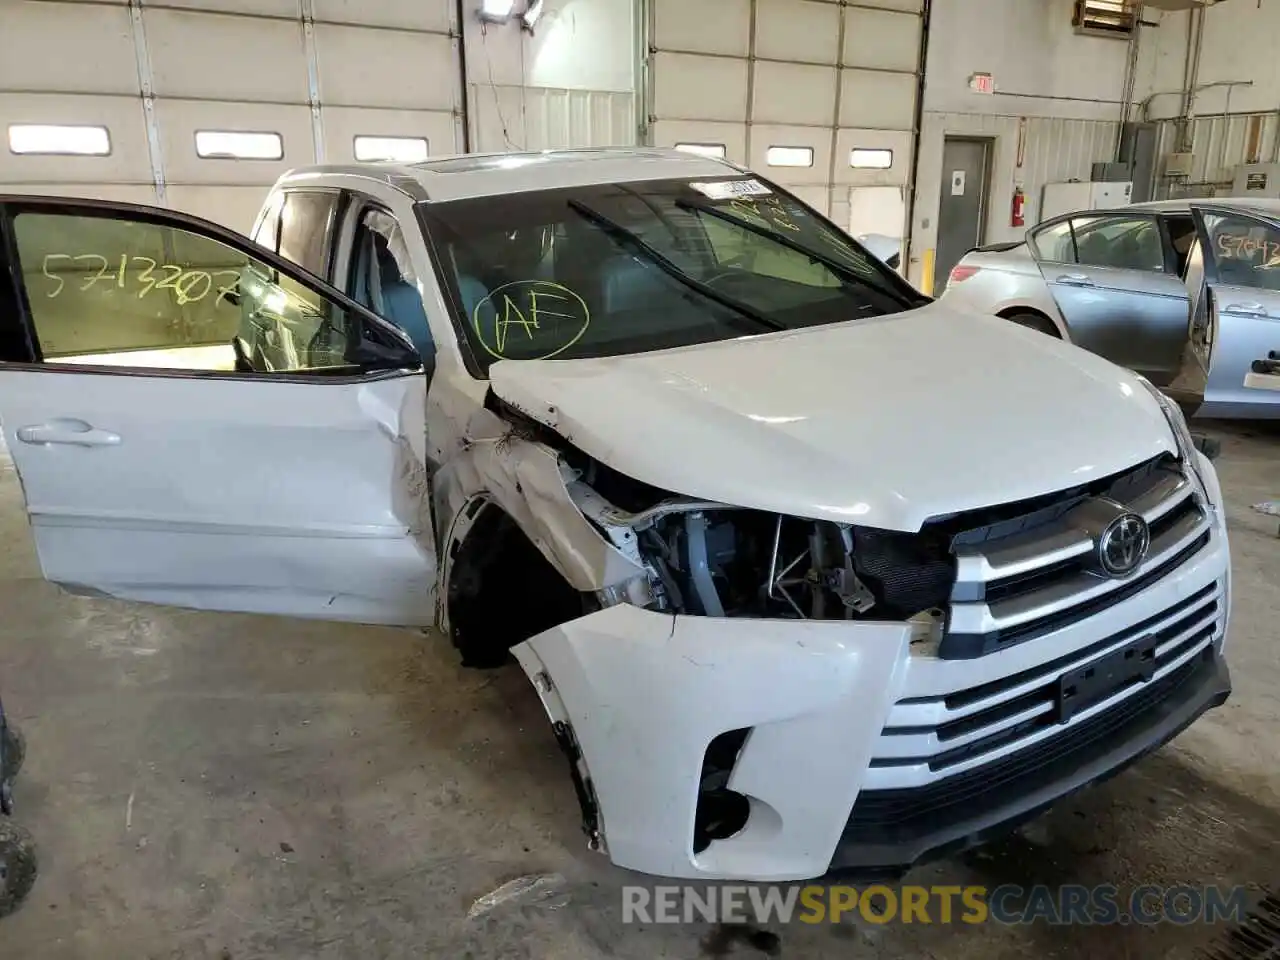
(562, 448, 956, 628)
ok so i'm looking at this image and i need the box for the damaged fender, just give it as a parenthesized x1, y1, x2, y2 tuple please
(513, 604, 914, 881)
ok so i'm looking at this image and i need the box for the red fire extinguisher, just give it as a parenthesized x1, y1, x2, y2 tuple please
(1011, 186, 1026, 228)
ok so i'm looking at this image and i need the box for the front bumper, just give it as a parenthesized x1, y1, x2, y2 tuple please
(514, 464, 1231, 882)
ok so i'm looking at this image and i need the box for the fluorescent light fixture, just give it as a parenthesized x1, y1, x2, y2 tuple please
(195, 130, 283, 160)
(479, 0, 515, 20)
(675, 142, 727, 159)
(522, 0, 545, 28)
(8, 124, 110, 156)
(851, 148, 893, 169)
(766, 146, 814, 168)
(354, 135, 429, 163)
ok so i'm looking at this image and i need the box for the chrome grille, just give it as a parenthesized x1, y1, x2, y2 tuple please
(940, 459, 1211, 660)
(864, 579, 1224, 789)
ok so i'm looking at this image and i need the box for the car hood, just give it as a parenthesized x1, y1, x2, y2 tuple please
(487, 303, 1177, 531)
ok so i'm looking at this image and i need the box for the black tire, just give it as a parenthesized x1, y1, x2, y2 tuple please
(1005, 312, 1061, 337)
(1, 724, 23, 783)
(0, 819, 37, 918)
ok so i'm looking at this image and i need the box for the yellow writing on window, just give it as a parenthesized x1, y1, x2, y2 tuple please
(38, 253, 241, 306)
(472, 280, 591, 361)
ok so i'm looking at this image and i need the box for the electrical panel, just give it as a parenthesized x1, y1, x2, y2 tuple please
(1041, 181, 1133, 220)
(1232, 163, 1280, 199)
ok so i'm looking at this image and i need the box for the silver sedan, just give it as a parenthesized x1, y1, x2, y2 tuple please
(940, 198, 1280, 419)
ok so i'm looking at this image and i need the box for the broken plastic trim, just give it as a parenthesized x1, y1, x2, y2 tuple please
(552, 719, 602, 851)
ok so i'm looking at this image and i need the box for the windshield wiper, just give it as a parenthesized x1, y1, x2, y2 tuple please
(566, 199, 786, 333)
(676, 198, 920, 310)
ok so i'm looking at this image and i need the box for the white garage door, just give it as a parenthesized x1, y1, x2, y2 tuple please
(646, 0, 922, 248)
(0, 0, 464, 232)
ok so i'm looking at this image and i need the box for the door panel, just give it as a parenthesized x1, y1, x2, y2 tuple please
(1032, 213, 1189, 382)
(1193, 206, 1280, 418)
(0, 195, 435, 623)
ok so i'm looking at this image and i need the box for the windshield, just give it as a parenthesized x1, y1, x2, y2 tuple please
(419, 177, 925, 374)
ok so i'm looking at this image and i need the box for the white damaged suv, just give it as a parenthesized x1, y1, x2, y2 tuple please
(0, 148, 1230, 882)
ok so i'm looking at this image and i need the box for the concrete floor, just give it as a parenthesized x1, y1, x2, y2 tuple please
(1, 423, 1277, 960)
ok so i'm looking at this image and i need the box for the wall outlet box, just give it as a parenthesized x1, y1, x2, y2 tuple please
(1164, 152, 1195, 178)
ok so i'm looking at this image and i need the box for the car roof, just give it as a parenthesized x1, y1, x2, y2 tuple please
(1078, 197, 1280, 219)
(278, 147, 747, 202)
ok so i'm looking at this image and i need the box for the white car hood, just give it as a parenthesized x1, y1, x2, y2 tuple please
(487, 303, 1177, 531)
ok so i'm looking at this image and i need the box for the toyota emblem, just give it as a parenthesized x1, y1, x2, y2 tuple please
(1097, 513, 1151, 578)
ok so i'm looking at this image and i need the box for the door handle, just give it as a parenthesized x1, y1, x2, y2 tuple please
(1056, 273, 1096, 287)
(17, 419, 121, 447)
(1224, 302, 1270, 318)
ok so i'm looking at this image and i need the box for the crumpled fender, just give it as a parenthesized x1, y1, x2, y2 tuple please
(513, 603, 913, 881)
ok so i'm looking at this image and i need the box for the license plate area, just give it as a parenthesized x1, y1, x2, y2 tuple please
(1058, 634, 1159, 723)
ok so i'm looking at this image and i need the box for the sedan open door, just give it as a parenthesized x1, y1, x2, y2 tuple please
(1191, 204, 1280, 418)
(1029, 211, 1190, 384)
(0, 196, 437, 624)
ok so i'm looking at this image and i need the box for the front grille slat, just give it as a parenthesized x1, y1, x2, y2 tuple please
(939, 456, 1211, 661)
(872, 593, 1221, 774)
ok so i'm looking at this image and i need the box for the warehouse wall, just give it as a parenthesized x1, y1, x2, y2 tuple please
(908, 0, 1138, 290)
(1132, 1, 1280, 198)
(461, 0, 637, 153)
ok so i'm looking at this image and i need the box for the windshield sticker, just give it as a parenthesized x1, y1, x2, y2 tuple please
(689, 179, 773, 201)
(471, 279, 591, 361)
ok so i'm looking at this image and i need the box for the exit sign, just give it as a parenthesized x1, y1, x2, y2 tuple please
(970, 73, 995, 95)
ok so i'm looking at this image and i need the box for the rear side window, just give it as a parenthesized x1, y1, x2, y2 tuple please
(1032, 215, 1166, 273)
(278, 191, 340, 279)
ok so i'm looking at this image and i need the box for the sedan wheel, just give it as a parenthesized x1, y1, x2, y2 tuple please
(1005, 312, 1060, 337)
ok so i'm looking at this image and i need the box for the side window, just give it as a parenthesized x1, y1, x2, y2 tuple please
(346, 207, 434, 357)
(251, 192, 284, 254)
(1031, 220, 1076, 263)
(1202, 212, 1280, 291)
(278, 191, 340, 278)
(9, 208, 411, 374)
(1071, 216, 1165, 272)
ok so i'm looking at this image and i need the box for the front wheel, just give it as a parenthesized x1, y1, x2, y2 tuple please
(0, 819, 37, 918)
(1005, 312, 1061, 337)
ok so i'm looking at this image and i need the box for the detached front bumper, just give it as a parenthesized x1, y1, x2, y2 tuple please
(514, 468, 1231, 882)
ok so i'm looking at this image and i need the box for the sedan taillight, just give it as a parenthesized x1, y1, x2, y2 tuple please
(949, 265, 980, 284)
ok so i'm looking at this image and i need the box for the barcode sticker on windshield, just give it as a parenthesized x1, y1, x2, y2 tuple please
(690, 179, 773, 200)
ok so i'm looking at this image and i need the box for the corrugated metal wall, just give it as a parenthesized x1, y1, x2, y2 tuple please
(1152, 112, 1280, 197)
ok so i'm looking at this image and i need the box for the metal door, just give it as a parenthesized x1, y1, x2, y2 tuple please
(936, 139, 990, 290)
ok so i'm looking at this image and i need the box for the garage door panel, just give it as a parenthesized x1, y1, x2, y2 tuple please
(0, 3, 138, 96)
(654, 0, 750, 56)
(754, 0, 839, 64)
(166, 185, 271, 234)
(0, 94, 151, 186)
(652, 120, 748, 164)
(315, 26, 457, 110)
(143, 0, 301, 16)
(785, 184, 831, 217)
(843, 8, 920, 74)
(834, 128, 913, 185)
(840, 70, 916, 129)
(2, 184, 158, 206)
(146, 9, 307, 102)
(313, 0, 453, 32)
(751, 124, 831, 185)
(155, 101, 310, 185)
(653, 53, 748, 122)
(321, 107, 458, 160)
(752, 62, 836, 126)
(856, 0, 923, 11)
